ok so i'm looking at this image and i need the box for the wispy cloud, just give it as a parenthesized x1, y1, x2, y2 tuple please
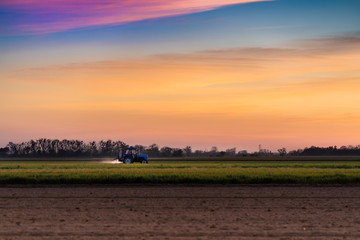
(245, 25, 303, 31)
(7, 33, 359, 89)
(0, 0, 269, 35)
(6, 33, 360, 99)
(291, 32, 360, 55)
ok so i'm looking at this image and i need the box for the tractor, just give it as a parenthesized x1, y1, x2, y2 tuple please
(118, 147, 148, 164)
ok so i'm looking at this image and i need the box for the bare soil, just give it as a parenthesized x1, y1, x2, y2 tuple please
(0, 185, 359, 239)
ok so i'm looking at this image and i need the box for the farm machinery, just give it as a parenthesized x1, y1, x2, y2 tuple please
(117, 147, 148, 164)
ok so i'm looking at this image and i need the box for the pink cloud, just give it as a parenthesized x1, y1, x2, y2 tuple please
(1, 0, 269, 35)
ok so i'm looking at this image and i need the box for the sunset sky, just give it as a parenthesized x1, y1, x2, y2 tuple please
(1, 0, 360, 151)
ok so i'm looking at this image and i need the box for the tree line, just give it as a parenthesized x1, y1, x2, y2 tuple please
(0, 139, 360, 157)
(287, 145, 360, 156)
(0, 139, 126, 157)
(0, 139, 237, 158)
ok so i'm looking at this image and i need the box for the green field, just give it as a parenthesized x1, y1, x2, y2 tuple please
(1, 159, 360, 184)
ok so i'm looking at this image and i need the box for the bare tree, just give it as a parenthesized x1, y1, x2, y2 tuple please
(277, 148, 287, 157)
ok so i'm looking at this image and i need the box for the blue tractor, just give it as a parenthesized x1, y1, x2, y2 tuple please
(118, 147, 148, 164)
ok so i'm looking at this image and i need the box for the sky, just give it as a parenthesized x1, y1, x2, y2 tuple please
(1, 0, 360, 151)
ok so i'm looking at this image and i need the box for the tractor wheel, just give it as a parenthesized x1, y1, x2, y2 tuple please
(124, 158, 132, 164)
(141, 159, 148, 164)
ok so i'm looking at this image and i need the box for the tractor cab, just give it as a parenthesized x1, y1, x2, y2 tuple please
(118, 147, 148, 164)
(125, 147, 138, 156)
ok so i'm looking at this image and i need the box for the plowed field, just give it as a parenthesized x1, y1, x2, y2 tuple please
(1, 185, 359, 239)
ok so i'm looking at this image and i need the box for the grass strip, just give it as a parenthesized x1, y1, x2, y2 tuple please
(1, 168, 360, 184)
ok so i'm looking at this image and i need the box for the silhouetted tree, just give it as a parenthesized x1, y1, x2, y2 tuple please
(210, 146, 218, 156)
(160, 146, 173, 157)
(238, 150, 248, 157)
(226, 148, 236, 156)
(277, 148, 287, 156)
(146, 144, 160, 157)
(172, 149, 183, 157)
(183, 146, 192, 157)
(0, 147, 9, 157)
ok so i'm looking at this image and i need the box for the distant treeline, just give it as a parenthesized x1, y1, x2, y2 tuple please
(288, 145, 360, 156)
(0, 139, 360, 158)
(0, 139, 219, 158)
